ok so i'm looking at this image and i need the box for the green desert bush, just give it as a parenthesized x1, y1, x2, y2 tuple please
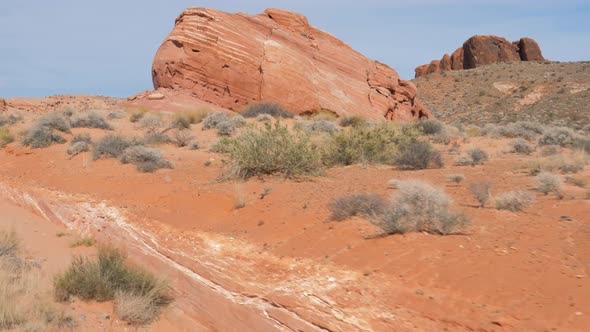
(321, 123, 420, 166)
(120, 146, 172, 172)
(535, 172, 563, 197)
(217, 122, 321, 179)
(393, 140, 443, 170)
(93, 135, 142, 160)
(241, 103, 293, 118)
(510, 138, 534, 154)
(494, 191, 534, 211)
(70, 111, 112, 130)
(328, 194, 386, 221)
(373, 180, 468, 235)
(0, 126, 14, 148)
(54, 246, 171, 325)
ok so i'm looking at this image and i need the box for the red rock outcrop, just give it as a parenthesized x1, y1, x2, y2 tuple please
(415, 35, 546, 77)
(151, 8, 430, 121)
(0, 98, 6, 112)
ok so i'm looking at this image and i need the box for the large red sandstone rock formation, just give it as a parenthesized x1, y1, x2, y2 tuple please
(151, 8, 430, 121)
(415, 35, 545, 77)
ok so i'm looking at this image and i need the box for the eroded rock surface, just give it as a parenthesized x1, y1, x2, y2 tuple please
(152, 7, 430, 121)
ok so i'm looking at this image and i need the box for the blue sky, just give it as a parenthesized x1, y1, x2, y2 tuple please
(1, 1, 588, 98)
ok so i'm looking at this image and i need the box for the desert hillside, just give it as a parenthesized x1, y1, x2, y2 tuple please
(413, 61, 590, 128)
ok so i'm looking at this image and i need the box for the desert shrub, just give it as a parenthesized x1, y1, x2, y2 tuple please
(171, 129, 193, 147)
(432, 127, 453, 145)
(256, 114, 273, 123)
(202, 112, 229, 130)
(170, 110, 207, 129)
(494, 191, 534, 211)
(67, 141, 90, 156)
(0, 126, 14, 148)
(0, 230, 18, 257)
(93, 135, 142, 160)
(536, 172, 563, 197)
(415, 118, 444, 135)
(54, 246, 171, 324)
(120, 146, 172, 172)
(481, 121, 545, 140)
(295, 119, 339, 134)
(188, 141, 200, 150)
(217, 122, 321, 179)
(559, 163, 584, 174)
(129, 108, 148, 123)
(0, 114, 21, 126)
(114, 289, 165, 325)
(70, 111, 112, 130)
(447, 174, 465, 184)
(231, 115, 247, 128)
(373, 180, 468, 235)
(574, 137, 590, 154)
(22, 125, 66, 148)
(565, 176, 586, 188)
(72, 133, 92, 144)
(328, 194, 386, 221)
(107, 109, 127, 119)
(322, 123, 421, 166)
(138, 114, 164, 134)
(143, 132, 171, 145)
(470, 182, 491, 207)
(338, 116, 366, 128)
(510, 138, 534, 154)
(394, 141, 443, 170)
(456, 147, 488, 166)
(241, 103, 293, 118)
(36, 113, 71, 133)
(216, 120, 236, 136)
(540, 145, 561, 156)
(539, 127, 577, 146)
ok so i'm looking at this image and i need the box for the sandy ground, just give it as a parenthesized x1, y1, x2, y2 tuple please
(1, 105, 589, 331)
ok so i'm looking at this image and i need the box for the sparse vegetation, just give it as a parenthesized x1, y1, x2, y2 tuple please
(217, 122, 321, 179)
(372, 180, 468, 235)
(565, 176, 586, 188)
(120, 146, 172, 172)
(107, 109, 127, 119)
(93, 135, 141, 160)
(129, 108, 148, 123)
(22, 113, 71, 148)
(393, 140, 443, 170)
(456, 147, 488, 166)
(0, 114, 21, 126)
(256, 114, 273, 123)
(170, 110, 207, 129)
(447, 174, 465, 184)
(0, 126, 14, 148)
(535, 172, 563, 197)
(295, 119, 340, 134)
(510, 138, 534, 154)
(338, 116, 366, 128)
(54, 245, 171, 325)
(241, 103, 294, 118)
(171, 129, 194, 147)
(70, 111, 112, 130)
(415, 118, 444, 135)
(470, 182, 491, 208)
(539, 127, 577, 146)
(328, 194, 386, 221)
(138, 114, 164, 134)
(494, 191, 534, 211)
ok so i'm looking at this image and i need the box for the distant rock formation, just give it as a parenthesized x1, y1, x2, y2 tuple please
(0, 98, 6, 112)
(151, 7, 430, 121)
(415, 35, 545, 77)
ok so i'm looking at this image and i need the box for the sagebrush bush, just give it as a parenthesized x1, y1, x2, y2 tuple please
(256, 114, 273, 123)
(481, 121, 545, 140)
(70, 111, 112, 130)
(321, 123, 421, 166)
(394, 140, 443, 170)
(170, 110, 207, 129)
(129, 108, 147, 123)
(241, 103, 293, 118)
(338, 116, 366, 128)
(138, 114, 164, 134)
(114, 289, 163, 325)
(67, 141, 90, 156)
(470, 182, 491, 208)
(231, 115, 247, 128)
(510, 138, 534, 154)
(143, 132, 171, 145)
(216, 120, 236, 136)
(202, 112, 229, 130)
(328, 194, 386, 221)
(107, 109, 127, 119)
(539, 127, 577, 146)
(536, 172, 563, 197)
(373, 180, 468, 235)
(93, 135, 141, 160)
(447, 174, 465, 184)
(295, 119, 339, 134)
(54, 246, 171, 324)
(188, 141, 200, 150)
(494, 191, 534, 211)
(36, 113, 71, 133)
(171, 129, 193, 147)
(217, 122, 321, 179)
(415, 118, 444, 135)
(456, 147, 488, 166)
(22, 125, 66, 148)
(0, 126, 14, 148)
(120, 146, 172, 172)
(0, 114, 20, 126)
(72, 133, 92, 144)
(574, 137, 590, 153)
